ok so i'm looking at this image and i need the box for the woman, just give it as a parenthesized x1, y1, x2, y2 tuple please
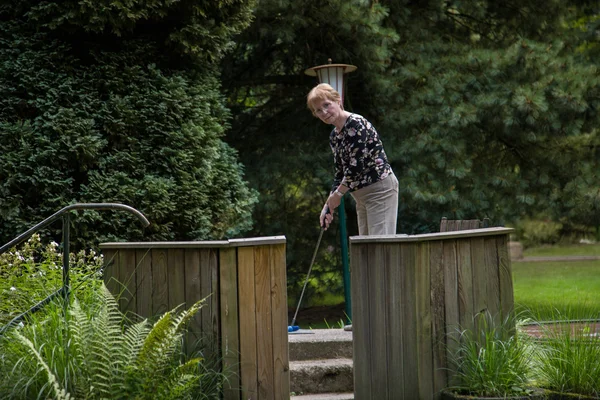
(307, 83, 398, 235)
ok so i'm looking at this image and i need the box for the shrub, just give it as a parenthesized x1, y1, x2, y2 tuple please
(515, 218, 563, 248)
(0, 2, 258, 249)
(0, 233, 103, 326)
(0, 283, 222, 399)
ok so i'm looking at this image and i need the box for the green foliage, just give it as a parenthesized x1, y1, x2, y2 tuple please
(447, 312, 535, 398)
(384, 38, 600, 232)
(0, 0, 258, 249)
(514, 218, 564, 248)
(2, 0, 255, 65)
(0, 234, 103, 325)
(0, 283, 222, 399)
(221, 0, 600, 302)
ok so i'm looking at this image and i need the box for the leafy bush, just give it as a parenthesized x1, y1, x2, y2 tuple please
(0, 234, 103, 325)
(514, 218, 563, 248)
(0, 283, 222, 399)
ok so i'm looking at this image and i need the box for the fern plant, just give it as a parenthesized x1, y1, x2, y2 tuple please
(0, 283, 222, 399)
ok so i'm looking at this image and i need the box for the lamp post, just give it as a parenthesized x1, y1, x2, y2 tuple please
(305, 59, 356, 324)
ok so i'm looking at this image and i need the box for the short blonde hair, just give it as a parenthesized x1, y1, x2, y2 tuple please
(306, 83, 342, 114)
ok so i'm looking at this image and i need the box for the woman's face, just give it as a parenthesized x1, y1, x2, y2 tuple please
(312, 98, 342, 125)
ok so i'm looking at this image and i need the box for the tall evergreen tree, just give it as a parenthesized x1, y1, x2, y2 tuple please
(0, 0, 258, 248)
(373, 0, 600, 232)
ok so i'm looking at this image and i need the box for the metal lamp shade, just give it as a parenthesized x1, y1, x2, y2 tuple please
(305, 63, 357, 104)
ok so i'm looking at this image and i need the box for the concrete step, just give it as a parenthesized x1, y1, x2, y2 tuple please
(288, 329, 353, 361)
(290, 359, 354, 395)
(291, 393, 354, 400)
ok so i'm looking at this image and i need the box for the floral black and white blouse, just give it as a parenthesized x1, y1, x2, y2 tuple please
(330, 113, 392, 193)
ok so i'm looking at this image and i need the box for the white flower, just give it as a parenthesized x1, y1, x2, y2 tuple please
(10, 287, 16, 291)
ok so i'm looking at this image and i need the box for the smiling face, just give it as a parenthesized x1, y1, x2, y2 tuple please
(307, 83, 345, 126)
(311, 98, 344, 125)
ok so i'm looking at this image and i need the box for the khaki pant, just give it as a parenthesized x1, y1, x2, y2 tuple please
(351, 173, 399, 235)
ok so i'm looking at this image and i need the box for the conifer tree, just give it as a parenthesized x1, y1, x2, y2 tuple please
(0, 0, 258, 248)
(221, 0, 600, 299)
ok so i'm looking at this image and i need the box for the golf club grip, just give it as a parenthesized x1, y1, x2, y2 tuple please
(321, 205, 331, 229)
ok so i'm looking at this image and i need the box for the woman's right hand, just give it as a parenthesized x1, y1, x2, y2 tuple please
(320, 204, 333, 230)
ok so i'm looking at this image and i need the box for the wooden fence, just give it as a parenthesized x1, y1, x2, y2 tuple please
(349, 227, 515, 400)
(100, 236, 290, 400)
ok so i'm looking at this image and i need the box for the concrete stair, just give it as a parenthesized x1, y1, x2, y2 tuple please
(289, 329, 354, 400)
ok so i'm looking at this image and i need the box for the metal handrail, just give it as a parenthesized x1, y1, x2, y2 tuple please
(0, 203, 150, 335)
(0, 203, 149, 254)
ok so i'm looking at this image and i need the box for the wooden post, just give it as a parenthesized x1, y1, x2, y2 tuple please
(350, 227, 515, 399)
(100, 236, 289, 400)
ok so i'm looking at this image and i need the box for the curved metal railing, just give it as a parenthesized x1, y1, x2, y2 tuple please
(0, 203, 150, 335)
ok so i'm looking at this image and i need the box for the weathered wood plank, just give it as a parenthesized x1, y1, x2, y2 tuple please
(269, 244, 290, 400)
(457, 239, 474, 333)
(238, 246, 258, 400)
(465, 220, 481, 230)
(470, 237, 487, 332)
(443, 240, 459, 383)
(210, 249, 220, 360)
(220, 247, 240, 400)
(135, 248, 153, 319)
(255, 246, 274, 400)
(184, 249, 201, 354)
(351, 240, 372, 400)
(446, 220, 457, 231)
(369, 243, 388, 398)
(415, 242, 433, 400)
(429, 240, 447, 393)
(118, 249, 136, 315)
(151, 248, 169, 316)
(385, 243, 403, 399)
(439, 217, 448, 232)
(197, 248, 220, 365)
(484, 238, 501, 323)
(102, 249, 118, 298)
(199, 249, 213, 336)
(497, 235, 514, 322)
(400, 243, 419, 399)
(167, 249, 186, 310)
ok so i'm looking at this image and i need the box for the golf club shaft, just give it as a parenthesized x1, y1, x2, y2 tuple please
(290, 206, 330, 327)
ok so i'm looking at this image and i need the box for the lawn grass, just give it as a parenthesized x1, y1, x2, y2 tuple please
(512, 260, 600, 320)
(523, 243, 600, 257)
